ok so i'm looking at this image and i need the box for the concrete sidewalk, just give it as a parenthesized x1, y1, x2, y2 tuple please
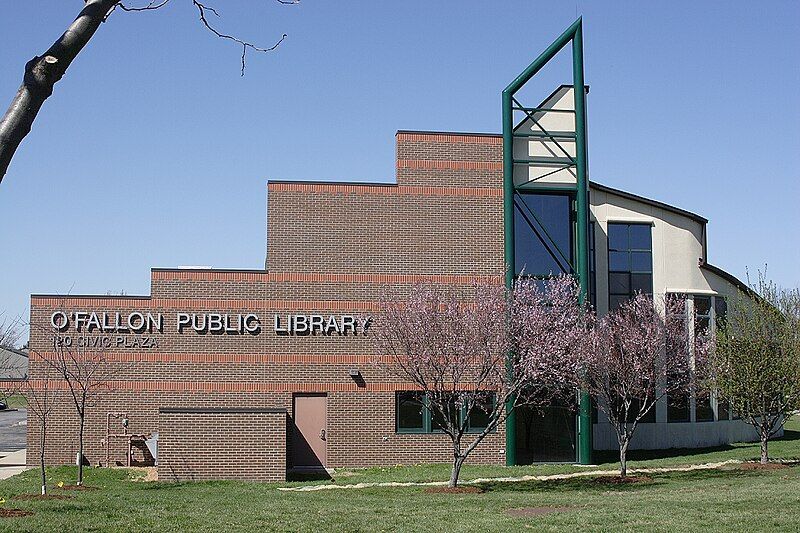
(277, 459, 742, 492)
(0, 449, 28, 480)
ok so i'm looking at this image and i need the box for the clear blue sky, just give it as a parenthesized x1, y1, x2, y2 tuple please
(1, 1, 798, 338)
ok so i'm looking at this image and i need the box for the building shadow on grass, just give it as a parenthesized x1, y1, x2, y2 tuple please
(287, 470, 332, 482)
(478, 467, 768, 495)
(478, 477, 662, 494)
(592, 445, 737, 465)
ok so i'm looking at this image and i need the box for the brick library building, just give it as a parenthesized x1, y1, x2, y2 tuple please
(27, 85, 758, 482)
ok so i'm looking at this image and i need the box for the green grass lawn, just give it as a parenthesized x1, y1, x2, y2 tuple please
(1, 417, 798, 532)
(305, 415, 800, 486)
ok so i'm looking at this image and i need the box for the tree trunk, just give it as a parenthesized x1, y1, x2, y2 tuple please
(449, 455, 465, 488)
(77, 414, 85, 485)
(760, 432, 769, 465)
(0, 0, 118, 182)
(40, 419, 47, 495)
(619, 438, 629, 478)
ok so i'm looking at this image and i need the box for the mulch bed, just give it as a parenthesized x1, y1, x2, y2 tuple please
(58, 484, 98, 491)
(507, 506, 570, 517)
(0, 508, 33, 518)
(739, 462, 790, 471)
(424, 485, 484, 494)
(13, 494, 71, 501)
(591, 475, 653, 484)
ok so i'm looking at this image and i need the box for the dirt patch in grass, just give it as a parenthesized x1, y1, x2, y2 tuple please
(424, 485, 484, 494)
(58, 484, 98, 491)
(739, 462, 790, 471)
(0, 508, 33, 518)
(13, 494, 71, 501)
(130, 467, 158, 482)
(507, 506, 570, 517)
(591, 475, 653, 484)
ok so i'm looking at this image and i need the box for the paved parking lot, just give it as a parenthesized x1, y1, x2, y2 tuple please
(0, 408, 26, 452)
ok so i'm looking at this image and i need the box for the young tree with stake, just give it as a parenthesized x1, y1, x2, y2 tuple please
(376, 275, 588, 488)
(24, 378, 58, 496)
(42, 340, 113, 486)
(708, 277, 800, 464)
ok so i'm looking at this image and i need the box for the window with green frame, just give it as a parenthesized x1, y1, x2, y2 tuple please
(395, 391, 495, 434)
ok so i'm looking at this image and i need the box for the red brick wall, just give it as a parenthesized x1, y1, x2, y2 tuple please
(266, 130, 503, 276)
(396, 132, 502, 188)
(158, 408, 286, 482)
(265, 183, 503, 275)
(328, 392, 505, 467)
(26, 131, 509, 474)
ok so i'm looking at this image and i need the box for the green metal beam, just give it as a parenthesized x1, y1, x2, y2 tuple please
(514, 183, 577, 192)
(513, 157, 575, 166)
(512, 107, 576, 114)
(513, 131, 576, 139)
(502, 17, 593, 467)
(503, 18, 583, 96)
(572, 21, 593, 467)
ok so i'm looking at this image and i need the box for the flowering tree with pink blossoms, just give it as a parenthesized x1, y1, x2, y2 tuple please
(574, 293, 705, 478)
(376, 275, 589, 488)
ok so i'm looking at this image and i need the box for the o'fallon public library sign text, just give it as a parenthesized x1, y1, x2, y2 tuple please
(49, 310, 373, 349)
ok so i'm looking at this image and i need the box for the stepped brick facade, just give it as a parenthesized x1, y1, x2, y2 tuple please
(27, 131, 509, 478)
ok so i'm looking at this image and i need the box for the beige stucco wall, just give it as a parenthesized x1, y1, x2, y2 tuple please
(513, 86, 578, 186)
(588, 186, 764, 450)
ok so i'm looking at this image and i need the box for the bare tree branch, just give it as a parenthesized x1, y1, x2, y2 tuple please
(118, 0, 173, 12)
(0, 0, 119, 184)
(0, 0, 296, 182)
(192, 1, 287, 76)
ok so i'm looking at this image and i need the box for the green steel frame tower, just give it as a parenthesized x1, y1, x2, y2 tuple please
(502, 18, 592, 465)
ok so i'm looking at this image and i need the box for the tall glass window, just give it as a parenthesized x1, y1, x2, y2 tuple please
(514, 193, 573, 277)
(694, 296, 714, 421)
(607, 223, 652, 310)
(666, 293, 690, 422)
(695, 296, 712, 337)
(665, 294, 730, 423)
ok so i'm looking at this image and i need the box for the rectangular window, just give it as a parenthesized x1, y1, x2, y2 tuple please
(607, 223, 652, 310)
(666, 293, 690, 423)
(695, 296, 712, 337)
(466, 392, 495, 432)
(514, 193, 573, 277)
(717, 399, 730, 421)
(695, 393, 714, 422)
(395, 392, 496, 434)
(714, 297, 727, 330)
(430, 395, 459, 432)
(667, 392, 691, 423)
(613, 396, 656, 424)
(396, 392, 425, 432)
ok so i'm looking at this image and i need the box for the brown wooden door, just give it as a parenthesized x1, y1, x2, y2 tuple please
(292, 393, 327, 468)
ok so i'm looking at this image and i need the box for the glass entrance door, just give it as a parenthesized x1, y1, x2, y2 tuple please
(515, 398, 577, 463)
